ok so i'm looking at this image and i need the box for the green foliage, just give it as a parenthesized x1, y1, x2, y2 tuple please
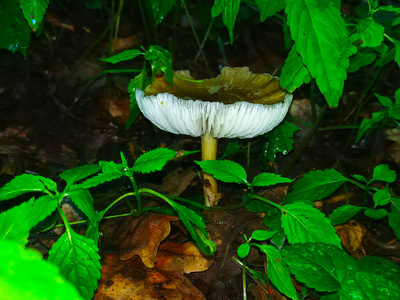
(211, 0, 241, 44)
(19, 0, 49, 32)
(196, 159, 248, 184)
(0, 174, 54, 201)
(328, 204, 365, 225)
(132, 148, 176, 173)
(251, 173, 292, 187)
(255, 0, 285, 22)
(60, 164, 101, 187)
(146, 0, 176, 24)
(0, 240, 83, 300)
(371, 163, 397, 183)
(388, 197, 400, 239)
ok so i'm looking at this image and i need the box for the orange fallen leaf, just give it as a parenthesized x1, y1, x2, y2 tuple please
(335, 220, 367, 258)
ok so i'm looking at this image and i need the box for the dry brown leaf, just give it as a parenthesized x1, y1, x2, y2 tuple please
(335, 220, 367, 258)
(148, 167, 195, 197)
(118, 214, 179, 268)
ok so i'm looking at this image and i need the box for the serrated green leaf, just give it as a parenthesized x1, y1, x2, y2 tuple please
(250, 230, 277, 241)
(351, 18, 384, 48)
(258, 245, 299, 300)
(30, 195, 59, 228)
(282, 203, 342, 246)
(147, 45, 173, 84)
(373, 186, 391, 206)
(237, 243, 250, 258)
(100, 49, 143, 64)
(195, 160, 248, 184)
(147, 0, 176, 24)
(371, 164, 396, 183)
(48, 229, 101, 299)
(283, 169, 348, 204)
(282, 242, 357, 292)
(252, 173, 293, 187)
(0, 174, 51, 201)
(60, 164, 101, 186)
(99, 160, 124, 173)
(374, 5, 400, 14)
(72, 171, 124, 190)
(364, 208, 388, 219)
(286, 0, 349, 107)
(329, 205, 365, 225)
(280, 45, 312, 92)
(388, 198, 400, 239)
(0, 0, 30, 56)
(352, 174, 367, 182)
(132, 148, 176, 173)
(19, 0, 49, 32)
(68, 190, 96, 225)
(357, 256, 400, 282)
(211, 0, 241, 44)
(348, 51, 377, 73)
(0, 240, 83, 300)
(339, 271, 400, 299)
(255, 0, 285, 22)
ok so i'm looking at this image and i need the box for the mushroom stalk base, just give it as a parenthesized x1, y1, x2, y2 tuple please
(201, 132, 220, 207)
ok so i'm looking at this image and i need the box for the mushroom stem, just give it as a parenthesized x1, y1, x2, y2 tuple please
(201, 132, 219, 206)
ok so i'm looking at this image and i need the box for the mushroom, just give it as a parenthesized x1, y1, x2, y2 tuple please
(135, 67, 292, 206)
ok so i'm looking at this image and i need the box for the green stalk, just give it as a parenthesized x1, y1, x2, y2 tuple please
(112, 0, 125, 54)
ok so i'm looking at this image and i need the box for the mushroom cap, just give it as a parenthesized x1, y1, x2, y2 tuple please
(136, 67, 293, 139)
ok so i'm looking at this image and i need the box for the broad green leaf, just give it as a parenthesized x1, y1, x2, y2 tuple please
(348, 51, 377, 73)
(329, 205, 365, 225)
(339, 271, 400, 299)
(0, 0, 30, 56)
(0, 174, 50, 201)
(364, 208, 388, 219)
(356, 111, 386, 142)
(281, 203, 342, 246)
(48, 229, 101, 299)
(263, 120, 300, 163)
(375, 94, 393, 107)
(19, 0, 49, 32)
(211, 0, 241, 44)
(146, 45, 173, 84)
(60, 164, 101, 186)
(259, 245, 299, 300)
(283, 169, 348, 204)
(388, 197, 400, 239)
(0, 240, 83, 300)
(147, 0, 176, 24)
(72, 172, 124, 190)
(280, 45, 312, 92)
(252, 173, 293, 187)
(357, 256, 400, 281)
(352, 174, 367, 182)
(250, 230, 277, 241)
(195, 160, 248, 184)
(286, 0, 349, 107)
(126, 66, 147, 130)
(68, 190, 96, 225)
(371, 164, 396, 183)
(100, 49, 143, 64)
(132, 148, 176, 173)
(30, 195, 59, 228)
(373, 186, 391, 206)
(351, 18, 384, 48)
(255, 0, 285, 22)
(237, 243, 250, 258)
(282, 242, 357, 292)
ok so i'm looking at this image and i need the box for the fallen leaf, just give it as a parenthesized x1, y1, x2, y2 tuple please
(335, 220, 367, 258)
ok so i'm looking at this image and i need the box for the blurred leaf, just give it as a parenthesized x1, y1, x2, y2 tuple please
(255, 0, 285, 22)
(146, 45, 173, 84)
(100, 49, 143, 64)
(283, 169, 348, 204)
(68, 190, 96, 225)
(196, 160, 248, 185)
(351, 18, 384, 48)
(356, 111, 386, 142)
(364, 208, 388, 219)
(211, 0, 241, 44)
(348, 51, 377, 73)
(147, 0, 176, 24)
(282, 203, 342, 246)
(0, 240, 83, 300)
(220, 142, 242, 159)
(329, 205, 365, 225)
(250, 230, 277, 241)
(357, 256, 400, 281)
(388, 198, 400, 239)
(126, 67, 147, 130)
(263, 206, 286, 249)
(60, 164, 101, 186)
(0, 174, 51, 201)
(371, 164, 396, 183)
(237, 243, 250, 258)
(252, 173, 293, 187)
(394, 39, 400, 68)
(374, 48, 395, 67)
(352, 174, 367, 182)
(132, 148, 176, 174)
(49, 229, 101, 299)
(19, 0, 49, 32)
(373, 186, 391, 206)
(374, 5, 400, 14)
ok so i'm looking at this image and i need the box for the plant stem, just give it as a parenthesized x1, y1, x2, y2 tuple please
(243, 258, 247, 300)
(130, 177, 142, 217)
(112, 0, 125, 54)
(201, 132, 219, 206)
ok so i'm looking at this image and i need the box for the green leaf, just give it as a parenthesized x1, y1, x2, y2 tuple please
(99, 160, 125, 173)
(348, 51, 377, 73)
(237, 243, 250, 258)
(147, 0, 176, 24)
(351, 18, 384, 48)
(72, 171, 124, 190)
(100, 49, 143, 64)
(357, 256, 400, 282)
(281, 203, 342, 246)
(0, 174, 51, 201)
(364, 208, 388, 219)
(374, 5, 400, 14)
(250, 230, 277, 241)
(286, 0, 349, 107)
(374, 48, 395, 67)
(211, 0, 241, 44)
(220, 141, 242, 159)
(376, 94, 393, 107)
(283, 169, 348, 204)
(48, 229, 101, 299)
(339, 271, 400, 299)
(329, 205, 365, 225)
(352, 174, 367, 182)
(255, 0, 285, 22)
(394, 39, 400, 68)
(259, 245, 299, 300)
(356, 111, 386, 142)
(126, 67, 147, 130)
(146, 45, 173, 84)
(19, 0, 49, 32)
(68, 190, 96, 225)
(60, 164, 101, 186)
(373, 186, 391, 206)
(282, 242, 357, 292)
(280, 45, 312, 92)
(132, 148, 176, 173)
(388, 197, 400, 239)
(0, 240, 83, 300)
(0, 0, 30, 56)
(30, 195, 59, 228)
(252, 173, 293, 187)
(195, 160, 248, 184)
(263, 206, 286, 249)
(371, 164, 396, 183)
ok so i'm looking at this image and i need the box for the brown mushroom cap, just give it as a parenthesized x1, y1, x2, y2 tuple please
(136, 67, 292, 139)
